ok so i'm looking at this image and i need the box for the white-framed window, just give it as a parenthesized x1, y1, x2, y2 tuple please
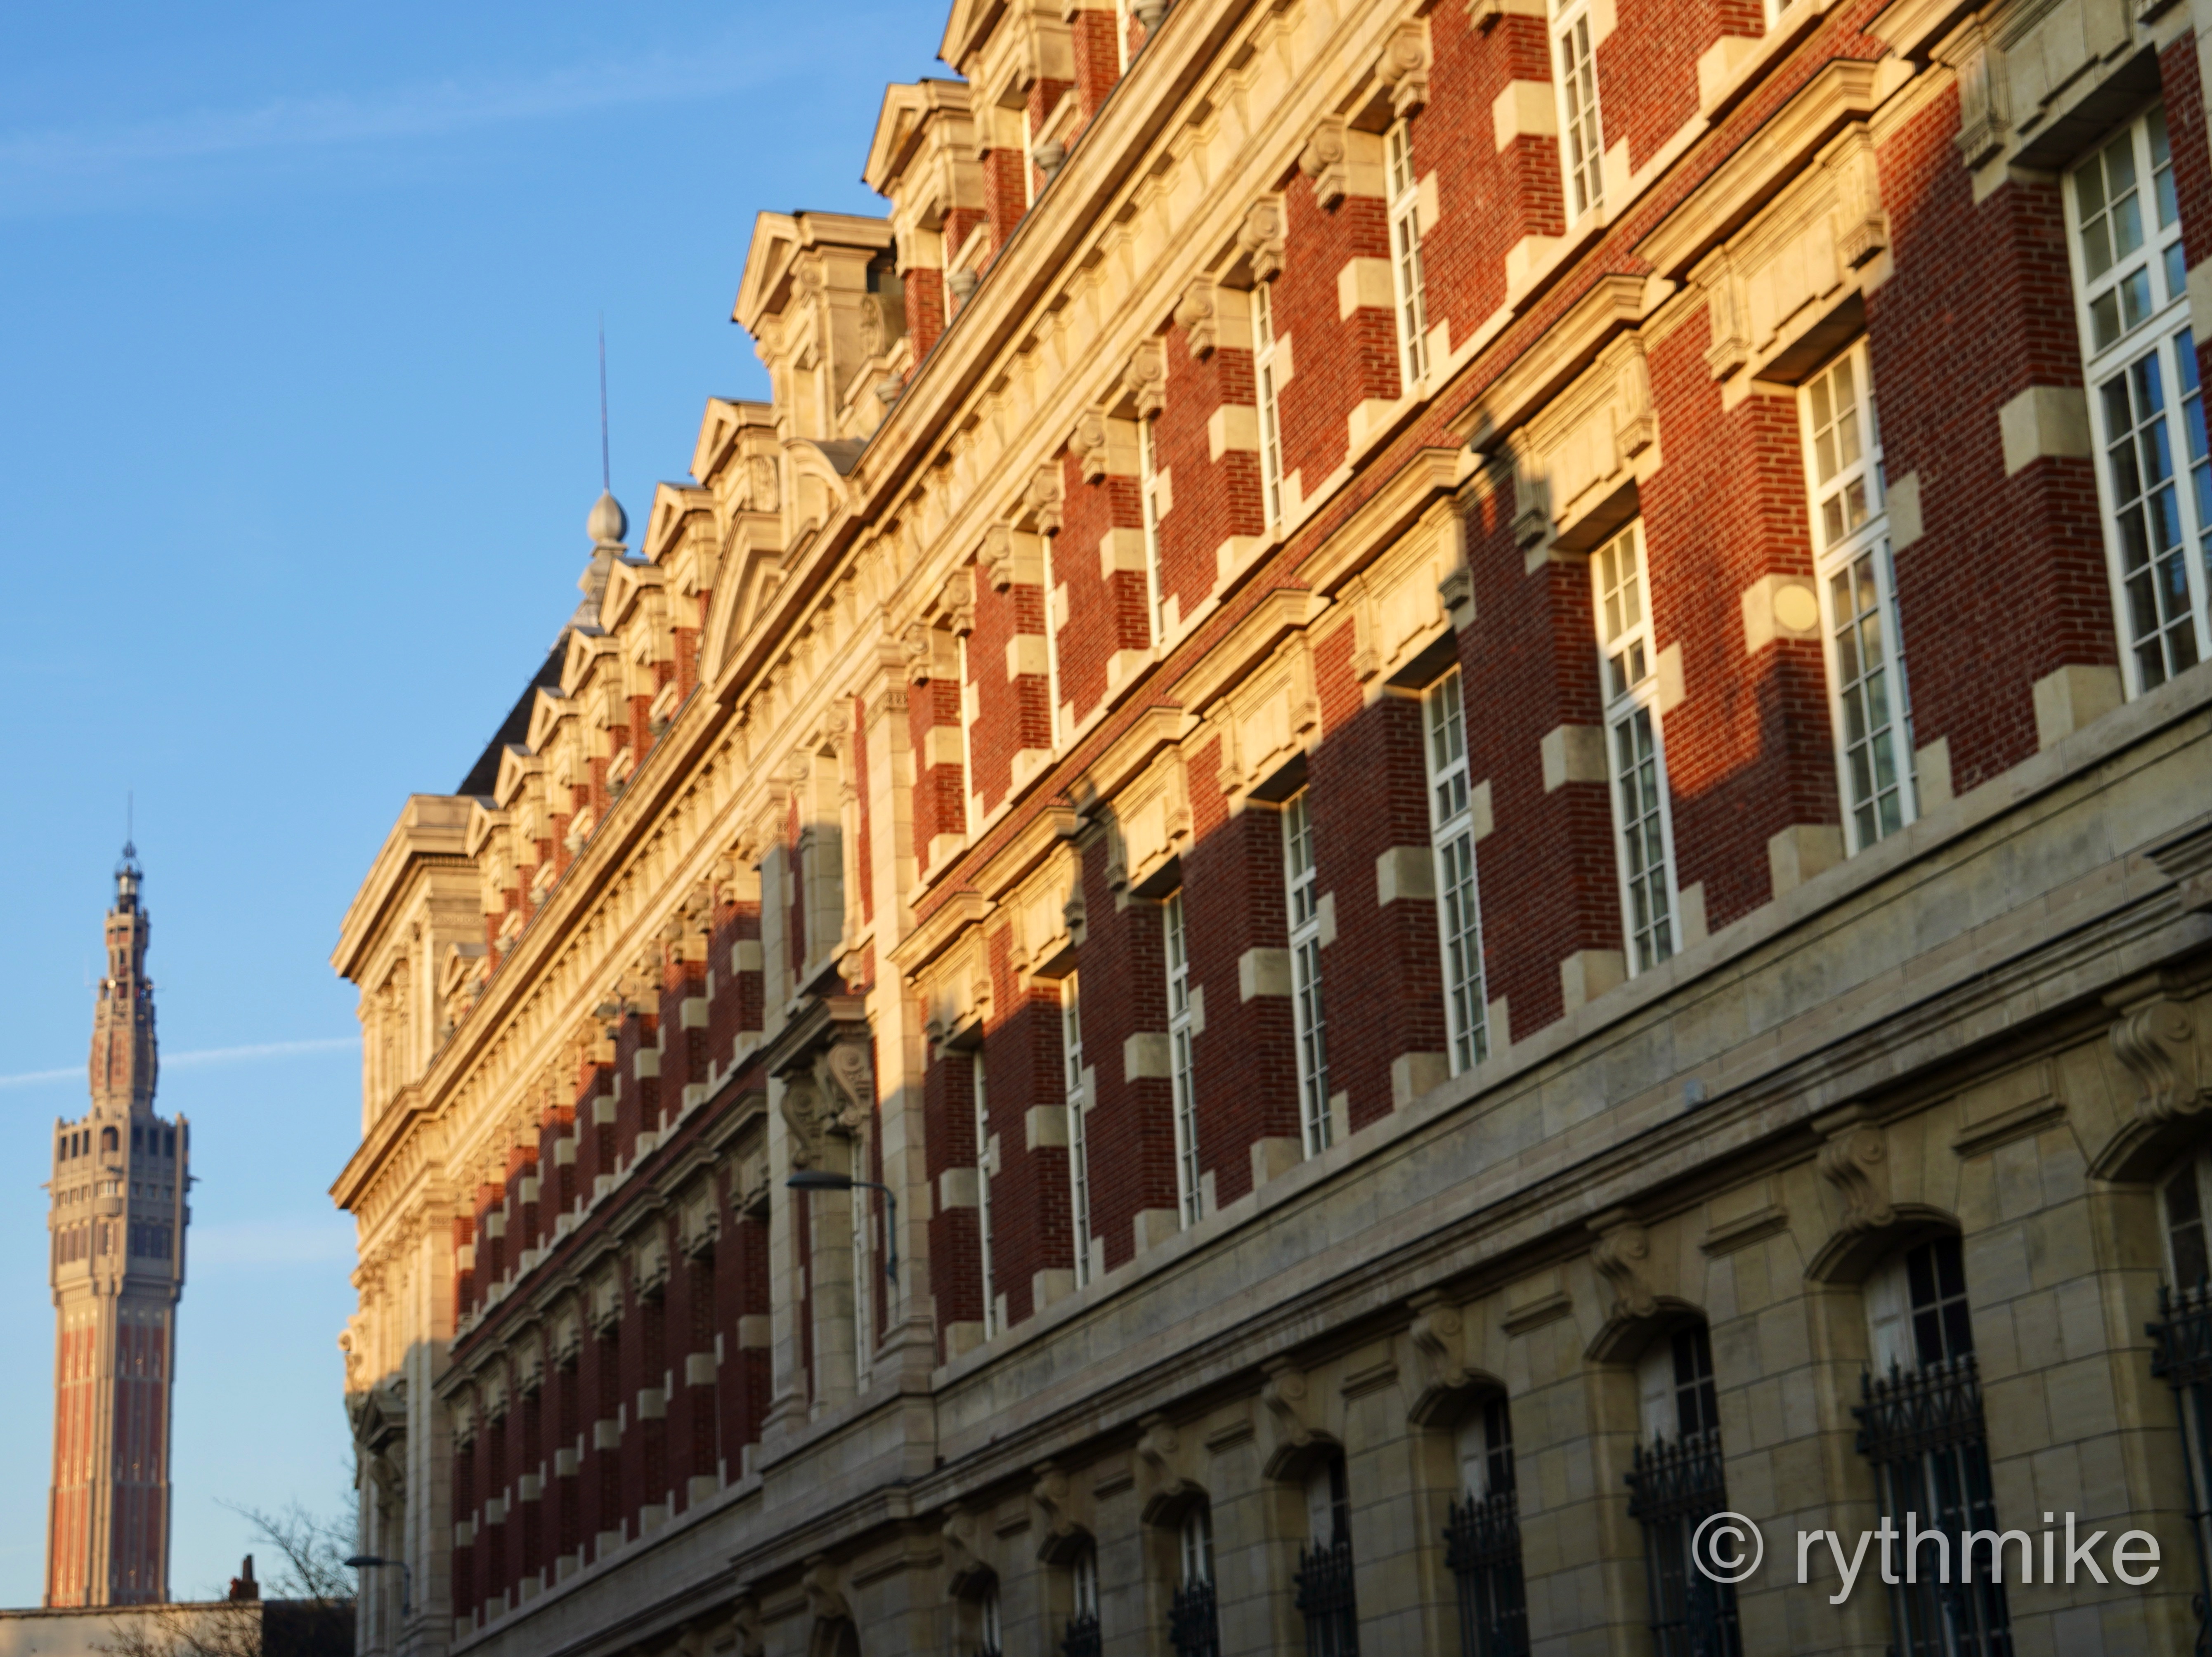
(1112, 0, 1134, 73)
(1799, 340, 1916, 851)
(979, 1584, 1004, 1657)
(1255, 279, 1286, 529)
(1593, 524, 1680, 973)
(1072, 1542, 1101, 1619)
(1283, 790, 1331, 1155)
(1179, 1504, 1215, 1587)
(1165, 890, 1201, 1226)
(2162, 1150, 2212, 1288)
(2069, 105, 2211, 693)
(1042, 529, 1065, 749)
(1454, 1394, 1515, 1498)
(1139, 414, 1167, 645)
(1423, 669, 1488, 1073)
(973, 1050, 997, 1339)
(1551, 0, 1605, 221)
(1387, 120, 1428, 389)
(1062, 975, 1093, 1288)
(958, 633, 978, 835)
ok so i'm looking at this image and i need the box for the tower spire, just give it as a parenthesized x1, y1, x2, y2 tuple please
(47, 850, 187, 1607)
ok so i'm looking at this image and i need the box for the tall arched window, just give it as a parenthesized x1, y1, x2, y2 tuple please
(1854, 1233, 2012, 1656)
(1293, 1451, 1356, 1655)
(1444, 1395, 1527, 1657)
(1626, 1324, 1741, 1657)
(1168, 1502, 1218, 1657)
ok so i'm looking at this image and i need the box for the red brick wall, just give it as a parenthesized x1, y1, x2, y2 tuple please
(967, 572, 1053, 815)
(1180, 757, 1300, 1206)
(1456, 491, 1621, 1038)
(1868, 88, 2115, 797)
(1073, 834, 1176, 1270)
(1416, 15, 1564, 352)
(1605, 0, 1763, 172)
(1156, 323, 1266, 619)
(909, 670, 967, 857)
(1276, 183, 1398, 490)
(1642, 313, 1838, 931)
(1051, 450, 1148, 723)
(978, 931, 1073, 1328)
(1307, 631, 1449, 1132)
(924, 1038, 984, 1357)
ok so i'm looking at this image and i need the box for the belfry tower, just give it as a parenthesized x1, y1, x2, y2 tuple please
(45, 843, 189, 1607)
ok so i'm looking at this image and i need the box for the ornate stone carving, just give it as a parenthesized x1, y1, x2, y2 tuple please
(1588, 1212, 1658, 1321)
(2110, 993, 2206, 1128)
(1175, 280, 1218, 358)
(800, 1557, 849, 1622)
(1071, 410, 1112, 484)
(1815, 1110, 1894, 1234)
(1027, 462, 1065, 537)
(1238, 199, 1285, 283)
(1260, 1358, 1323, 1473)
(1032, 1461, 1081, 1555)
(1376, 21, 1429, 120)
(780, 1021, 876, 1170)
(1830, 130, 1888, 269)
(1298, 118, 1349, 211)
(980, 524, 1017, 591)
(1122, 340, 1166, 421)
(1943, 23, 2008, 170)
(1405, 1294, 1470, 1423)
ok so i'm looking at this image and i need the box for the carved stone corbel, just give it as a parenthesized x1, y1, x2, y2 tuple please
(1238, 199, 1286, 283)
(1588, 1211, 1658, 1322)
(1376, 21, 1429, 120)
(1032, 1461, 1081, 1557)
(1694, 248, 1749, 382)
(1298, 118, 1349, 211)
(2112, 991, 2206, 1129)
(1616, 340, 1657, 459)
(941, 1504, 987, 1593)
(1827, 130, 1889, 269)
(1941, 22, 2008, 171)
(1260, 1357, 1324, 1474)
(800, 1557, 849, 1623)
(1071, 411, 1111, 484)
(1027, 463, 1065, 536)
(1175, 280, 1218, 358)
(1405, 1293, 1471, 1424)
(1135, 1414, 1194, 1517)
(1815, 1108, 1894, 1234)
(981, 524, 1017, 591)
(1122, 340, 1166, 422)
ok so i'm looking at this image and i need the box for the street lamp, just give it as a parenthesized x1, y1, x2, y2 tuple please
(345, 1555, 412, 1616)
(786, 1170, 898, 1285)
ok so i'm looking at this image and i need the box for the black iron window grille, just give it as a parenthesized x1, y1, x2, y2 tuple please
(1854, 1354, 2014, 1657)
(2151, 1280, 2212, 1657)
(1169, 1577, 1221, 1657)
(1294, 1532, 1359, 1657)
(1060, 1611, 1102, 1657)
(1445, 1486, 1529, 1657)
(1626, 1428, 1743, 1657)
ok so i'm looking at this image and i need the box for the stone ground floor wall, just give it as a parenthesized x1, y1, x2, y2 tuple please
(438, 671, 2212, 1657)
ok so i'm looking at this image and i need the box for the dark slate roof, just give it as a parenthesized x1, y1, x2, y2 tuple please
(456, 640, 568, 797)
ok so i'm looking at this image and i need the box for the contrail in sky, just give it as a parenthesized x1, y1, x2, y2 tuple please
(0, 1036, 356, 1090)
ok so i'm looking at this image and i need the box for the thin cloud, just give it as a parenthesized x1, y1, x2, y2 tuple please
(0, 1036, 355, 1090)
(0, 38, 797, 212)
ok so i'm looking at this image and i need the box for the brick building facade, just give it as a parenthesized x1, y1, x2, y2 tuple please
(336, 0, 2212, 1651)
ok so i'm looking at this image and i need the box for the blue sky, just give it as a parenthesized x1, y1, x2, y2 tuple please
(0, 0, 938, 1603)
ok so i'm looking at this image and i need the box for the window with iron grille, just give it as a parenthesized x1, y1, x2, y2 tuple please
(1550, 0, 1605, 220)
(1798, 340, 1917, 852)
(1283, 791, 1331, 1155)
(1295, 1454, 1359, 1657)
(1445, 1396, 1528, 1657)
(1165, 891, 1201, 1226)
(1063, 1544, 1102, 1657)
(1855, 1236, 2013, 1657)
(2067, 106, 2210, 694)
(1627, 1328, 1741, 1657)
(2153, 1157, 2212, 1657)
(1592, 524, 1680, 974)
(1424, 669, 1487, 1073)
(1386, 120, 1427, 389)
(1170, 1505, 1220, 1657)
